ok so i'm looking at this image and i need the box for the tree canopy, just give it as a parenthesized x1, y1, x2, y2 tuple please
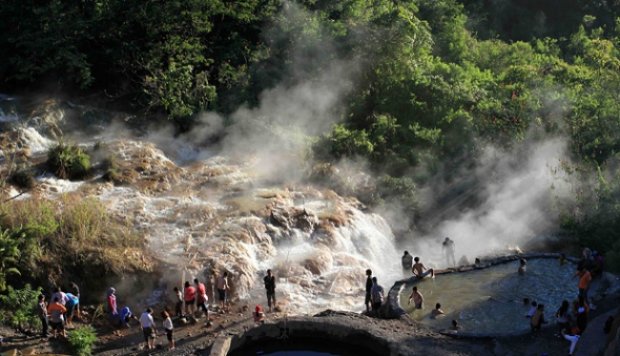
(3, 0, 620, 268)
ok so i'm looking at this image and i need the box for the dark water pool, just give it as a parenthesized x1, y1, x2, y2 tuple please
(399, 258, 578, 335)
(228, 337, 382, 356)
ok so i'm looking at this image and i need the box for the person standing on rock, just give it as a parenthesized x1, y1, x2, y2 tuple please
(173, 287, 183, 317)
(370, 277, 385, 312)
(216, 271, 230, 313)
(183, 281, 196, 316)
(577, 267, 593, 308)
(412, 257, 435, 278)
(37, 294, 49, 338)
(70, 282, 81, 319)
(162, 310, 175, 351)
(264, 269, 276, 312)
(195, 278, 209, 320)
(442, 237, 456, 267)
(402, 251, 413, 272)
(106, 287, 118, 325)
(364, 269, 373, 313)
(139, 308, 156, 350)
(47, 296, 67, 339)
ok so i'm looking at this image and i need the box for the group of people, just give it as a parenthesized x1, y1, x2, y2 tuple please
(104, 269, 277, 351)
(557, 248, 602, 355)
(394, 245, 605, 356)
(37, 283, 81, 339)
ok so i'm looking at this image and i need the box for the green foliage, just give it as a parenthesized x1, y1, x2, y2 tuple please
(0, 284, 42, 331)
(560, 164, 620, 272)
(68, 326, 98, 356)
(0, 229, 21, 292)
(47, 143, 91, 180)
(2, 0, 620, 258)
(316, 124, 374, 159)
(376, 175, 418, 212)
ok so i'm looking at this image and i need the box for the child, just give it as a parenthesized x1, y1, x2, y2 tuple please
(162, 310, 174, 350)
(253, 305, 265, 324)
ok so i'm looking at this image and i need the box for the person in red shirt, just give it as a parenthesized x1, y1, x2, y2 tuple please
(184, 281, 196, 316)
(107, 287, 118, 325)
(194, 278, 209, 320)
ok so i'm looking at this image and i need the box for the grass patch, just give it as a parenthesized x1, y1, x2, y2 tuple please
(0, 196, 150, 299)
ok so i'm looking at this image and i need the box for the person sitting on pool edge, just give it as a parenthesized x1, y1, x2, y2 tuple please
(430, 303, 445, 319)
(408, 286, 424, 309)
(412, 257, 434, 278)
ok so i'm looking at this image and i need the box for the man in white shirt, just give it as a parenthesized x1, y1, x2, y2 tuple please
(139, 308, 156, 350)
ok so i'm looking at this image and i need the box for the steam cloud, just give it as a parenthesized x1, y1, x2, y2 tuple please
(408, 138, 575, 267)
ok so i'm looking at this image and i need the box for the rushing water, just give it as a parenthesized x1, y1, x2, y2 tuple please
(399, 258, 577, 335)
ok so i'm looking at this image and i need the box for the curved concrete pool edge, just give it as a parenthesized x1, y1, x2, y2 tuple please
(209, 311, 398, 356)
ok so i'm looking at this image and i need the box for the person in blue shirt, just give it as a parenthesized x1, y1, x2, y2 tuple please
(65, 292, 80, 327)
(119, 306, 135, 328)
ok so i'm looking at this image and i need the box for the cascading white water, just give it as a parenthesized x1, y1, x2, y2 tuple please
(1, 122, 402, 314)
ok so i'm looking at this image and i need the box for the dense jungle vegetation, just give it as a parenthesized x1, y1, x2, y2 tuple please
(2, 0, 620, 283)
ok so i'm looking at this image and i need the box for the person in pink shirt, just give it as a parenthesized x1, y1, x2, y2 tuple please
(184, 281, 196, 316)
(107, 287, 118, 325)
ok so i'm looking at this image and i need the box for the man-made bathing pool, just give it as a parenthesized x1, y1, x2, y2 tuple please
(399, 257, 578, 335)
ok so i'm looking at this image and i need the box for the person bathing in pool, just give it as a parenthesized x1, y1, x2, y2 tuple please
(408, 286, 424, 309)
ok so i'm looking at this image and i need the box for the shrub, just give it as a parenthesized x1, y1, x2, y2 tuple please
(0, 228, 21, 291)
(47, 143, 91, 180)
(68, 325, 97, 356)
(0, 284, 42, 331)
(8, 167, 35, 190)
